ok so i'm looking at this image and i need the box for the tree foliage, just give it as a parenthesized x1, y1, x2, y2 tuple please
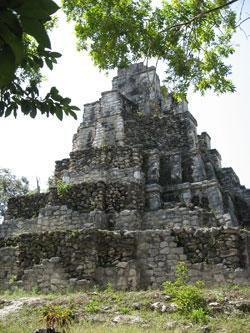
(0, 168, 29, 220)
(0, 0, 79, 119)
(63, 0, 247, 98)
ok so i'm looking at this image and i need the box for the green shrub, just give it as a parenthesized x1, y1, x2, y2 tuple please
(163, 262, 207, 317)
(42, 305, 74, 333)
(173, 284, 206, 314)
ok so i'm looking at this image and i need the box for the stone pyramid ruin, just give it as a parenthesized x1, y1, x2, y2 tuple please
(0, 63, 249, 292)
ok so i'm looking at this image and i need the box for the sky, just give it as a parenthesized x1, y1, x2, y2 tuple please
(0, 1, 250, 191)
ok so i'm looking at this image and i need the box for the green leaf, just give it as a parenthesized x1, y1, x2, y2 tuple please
(30, 108, 37, 118)
(20, 100, 30, 114)
(0, 101, 5, 116)
(16, 0, 53, 21)
(68, 109, 78, 120)
(51, 86, 62, 99)
(0, 46, 15, 88)
(33, 55, 44, 68)
(50, 87, 63, 102)
(4, 107, 12, 117)
(0, 9, 22, 37)
(16, 0, 59, 19)
(0, 23, 24, 64)
(50, 86, 58, 96)
(70, 105, 80, 111)
(50, 52, 62, 58)
(45, 57, 53, 70)
(20, 17, 51, 48)
(63, 97, 71, 105)
(40, 0, 59, 16)
(55, 108, 63, 121)
(8, 0, 26, 9)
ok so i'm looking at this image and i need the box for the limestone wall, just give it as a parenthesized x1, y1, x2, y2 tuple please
(55, 146, 144, 184)
(5, 193, 48, 220)
(72, 91, 128, 151)
(0, 228, 249, 292)
(112, 63, 161, 114)
(0, 181, 145, 238)
(123, 111, 198, 153)
(143, 207, 221, 229)
(4, 182, 145, 220)
(173, 228, 247, 269)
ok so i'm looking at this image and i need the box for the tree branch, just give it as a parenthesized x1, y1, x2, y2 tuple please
(161, 0, 240, 32)
(236, 16, 250, 28)
(238, 0, 246, 22)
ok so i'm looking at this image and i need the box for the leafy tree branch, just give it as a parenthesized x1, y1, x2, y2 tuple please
(0, 0, 79, 119)
(63, 0, 248, 99)
(160, 0, 240, 32)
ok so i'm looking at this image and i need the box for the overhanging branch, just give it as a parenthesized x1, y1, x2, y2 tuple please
(161, 0, 240, 32)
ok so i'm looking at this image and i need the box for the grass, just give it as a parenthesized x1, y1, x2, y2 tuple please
(0, 285, 249, 333)
(1, 263, 249, 333)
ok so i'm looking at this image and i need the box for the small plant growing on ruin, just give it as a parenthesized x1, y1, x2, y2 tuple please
(55, 178, 72, 196)
(163, 262, 207, 319)
(84, 299, 101, 313)
(42, 305, 74, 333)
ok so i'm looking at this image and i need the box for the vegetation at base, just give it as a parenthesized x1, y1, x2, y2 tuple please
(0, 285, 250, 332)
(42, 304, 75, 333)
(0, 263, 250, 332)
(84, 299, 101, 314)
(163, 262, 207, 319)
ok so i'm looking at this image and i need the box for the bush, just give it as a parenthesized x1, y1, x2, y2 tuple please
(42, 305, 74, 333)
(173, 284, 206, 314)
(163, 262, 208, 319)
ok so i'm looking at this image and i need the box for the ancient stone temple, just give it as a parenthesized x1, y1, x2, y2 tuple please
(1, 63, 250, 292)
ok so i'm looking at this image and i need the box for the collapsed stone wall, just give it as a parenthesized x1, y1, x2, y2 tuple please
(0, 181, 145, 238)
(0, 228, 249, 291)
(5, 193, 49, 220)
(172, 228, 247, 269)
(4, 182, 145, 220)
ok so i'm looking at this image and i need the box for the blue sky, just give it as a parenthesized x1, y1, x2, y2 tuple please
(0, 1, 249, 190)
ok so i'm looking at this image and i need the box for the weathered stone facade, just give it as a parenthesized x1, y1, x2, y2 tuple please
(0, 63, 249, 291)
